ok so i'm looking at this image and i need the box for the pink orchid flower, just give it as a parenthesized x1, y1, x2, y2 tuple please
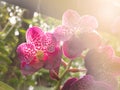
(85, 45, 120, 89)
(17, 26, 62, 75)
(62, 75, 113, 90)
(54, 9, 101, 59)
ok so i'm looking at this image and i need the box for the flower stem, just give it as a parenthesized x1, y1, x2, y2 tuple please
(55, 60, 72, 90)
(61, 59, 68, 68)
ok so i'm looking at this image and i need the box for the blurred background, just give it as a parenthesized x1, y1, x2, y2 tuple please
(0, 0, 120, 90)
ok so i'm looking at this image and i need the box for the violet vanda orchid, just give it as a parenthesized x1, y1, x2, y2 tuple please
(17, 26, 62, 75)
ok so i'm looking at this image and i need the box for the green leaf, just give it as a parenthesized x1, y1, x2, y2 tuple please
(19, 29, 26, 36)
(0, 64, 8, 73)
(0, 40, 8, 54)
(0, 46, 9, 55)
(0, 54, 12, 64)
(0, 40, 4, 46)
(0, 81, 14, 90)
(23, 19, 32, 24)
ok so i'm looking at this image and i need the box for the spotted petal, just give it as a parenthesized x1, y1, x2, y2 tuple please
(26, 26, 44, 50)
(17, 43, 44, 75)
(42, 33, 57, 53)
(16, 43, 36, 64)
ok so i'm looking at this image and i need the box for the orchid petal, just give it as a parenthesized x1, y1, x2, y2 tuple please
(62, 78, 78, 90)
(79, 31, 102, 49)
(26, 26, 44, 50)
(62, 36, 85, 59)
(84, 46, 119, 89)
(16, 43, 36, 64)
(62, 9, 81, 27)
(79, 15, 98, 31)
(21, 62, 37, 75)
(43, 47, 62, 70)
(42, 33, 57, 53)
(69, 75, 113, 90)
(17, 43, 44, 75)
(54, 25, 73, 41)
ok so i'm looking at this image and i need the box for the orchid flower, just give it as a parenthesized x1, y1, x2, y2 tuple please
(54, 9, 101, 59)
(62, 75, 113, 90)
(17, 26, 62, 75)
(85, 45, 120, 89)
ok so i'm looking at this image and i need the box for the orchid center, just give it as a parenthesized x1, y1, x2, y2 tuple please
(36, 50, 44, 60)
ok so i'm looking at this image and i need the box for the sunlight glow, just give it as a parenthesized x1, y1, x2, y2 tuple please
(113, 1, 120, 8)
(97, 0, 118, 22)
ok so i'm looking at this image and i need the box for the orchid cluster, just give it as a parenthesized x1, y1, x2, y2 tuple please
(17, 9, 120, 90)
